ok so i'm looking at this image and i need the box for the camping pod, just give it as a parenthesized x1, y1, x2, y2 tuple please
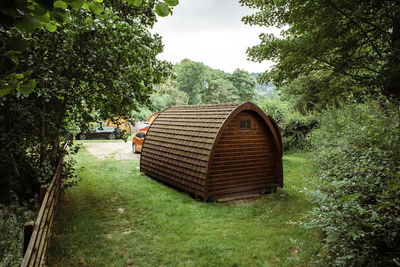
(140, 102, 283, 201)
(107, 117, 133, 134)
(146, 112, 159, 123)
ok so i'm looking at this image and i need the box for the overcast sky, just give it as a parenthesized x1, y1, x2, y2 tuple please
(152, 0, 279, 74)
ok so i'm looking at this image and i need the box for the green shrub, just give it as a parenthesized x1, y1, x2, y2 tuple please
(281, 112, 318, 151)
(308, 100, 400, 266)
(260, 97, 318, 151)
(0, 204, 37, 266)
(259, 97, 290, 123)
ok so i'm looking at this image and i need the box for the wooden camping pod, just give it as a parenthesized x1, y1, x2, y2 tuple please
(140, 102, 283, 201)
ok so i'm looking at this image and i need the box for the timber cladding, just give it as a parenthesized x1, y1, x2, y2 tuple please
(140, 102, 283, 201)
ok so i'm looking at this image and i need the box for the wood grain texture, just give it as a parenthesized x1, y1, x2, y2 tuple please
(21, 144, 67, 267)
(140, 102, 283, 201)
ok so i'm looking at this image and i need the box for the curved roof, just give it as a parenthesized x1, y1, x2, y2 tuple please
(140, 102, 282, 199)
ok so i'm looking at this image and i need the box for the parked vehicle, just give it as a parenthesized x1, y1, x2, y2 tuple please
(132, 130, 146, 153)
(132, 113, 157, 153)
(76, 126, 122, 140)
(134, 122, 150, 132)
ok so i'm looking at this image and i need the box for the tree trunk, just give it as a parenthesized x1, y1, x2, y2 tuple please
(383, 11, 400, 100)
(39, 85, 47, 164)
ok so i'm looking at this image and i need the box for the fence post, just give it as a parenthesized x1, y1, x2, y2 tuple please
(23, 221, 34, 254)
(40, 185, 47, 204)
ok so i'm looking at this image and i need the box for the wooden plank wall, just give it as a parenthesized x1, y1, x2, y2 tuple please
(21, 144, 67, 267)
(208, 111, 278, 200)
(141, 104, 239, 198)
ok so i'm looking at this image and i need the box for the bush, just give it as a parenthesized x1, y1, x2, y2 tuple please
(281, 112, 318, 151)
(0, 203, 37, 266)
(308, 100, 400, 266)
(259, 97, 318, 151)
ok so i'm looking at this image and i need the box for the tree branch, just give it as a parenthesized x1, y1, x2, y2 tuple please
(325, 0, 383, 59)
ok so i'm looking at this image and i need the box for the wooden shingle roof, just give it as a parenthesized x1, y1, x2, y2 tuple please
(140, 102, 282, 199)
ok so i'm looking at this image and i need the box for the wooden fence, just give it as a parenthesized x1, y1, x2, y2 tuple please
(21, 144, 68, 267)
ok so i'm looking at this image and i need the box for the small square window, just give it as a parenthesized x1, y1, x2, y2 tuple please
(240, 120, 251, 129)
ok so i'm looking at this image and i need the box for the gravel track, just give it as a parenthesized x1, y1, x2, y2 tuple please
(83, 141, 140, 160)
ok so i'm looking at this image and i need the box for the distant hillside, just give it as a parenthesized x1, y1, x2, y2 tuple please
(251, 73, 277, 97)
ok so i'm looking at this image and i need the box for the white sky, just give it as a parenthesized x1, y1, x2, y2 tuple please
(151, 0, 280, 74)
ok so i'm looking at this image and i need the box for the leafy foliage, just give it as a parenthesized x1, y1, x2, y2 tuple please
(228, 69, 257, 102)
(176, 60, 207, 105)
(308, 100, 400, 266)
(280, 70, 364, 113)
(0, 5, 171, 203)
(240, 0, 400, 99)
(0, 203, 37, 266)
(138, 60, 259, 117)
(259, 97, 317, 151)
(0, 0, 177, 97)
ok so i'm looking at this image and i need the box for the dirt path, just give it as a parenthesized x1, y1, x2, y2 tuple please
(83, 141, 140, 160)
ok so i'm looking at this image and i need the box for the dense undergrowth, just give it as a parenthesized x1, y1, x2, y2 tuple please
(308, 100, 400, 266)
(0, 203, 37, 266)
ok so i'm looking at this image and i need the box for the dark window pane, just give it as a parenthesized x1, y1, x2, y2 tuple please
(240, 120, 251, 129)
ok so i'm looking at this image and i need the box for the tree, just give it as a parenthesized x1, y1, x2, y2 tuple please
(151, 78, 188, 111)
(280, 70, 363, 113)
(176, 60, 207, 105)
(228, 69, 257, 102)
(202, 68, 238, 104)
(0, 0, 178, 96)
(240, 0, 400, 99)
(0, 6, 171, 203)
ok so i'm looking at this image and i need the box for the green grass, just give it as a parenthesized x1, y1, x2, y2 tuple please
(48, 150, 320, 266)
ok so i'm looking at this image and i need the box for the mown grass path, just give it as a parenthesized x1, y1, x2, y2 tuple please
(48, 148, 320, 266)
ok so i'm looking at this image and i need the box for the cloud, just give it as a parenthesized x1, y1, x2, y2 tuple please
(152, 0, 279, 73)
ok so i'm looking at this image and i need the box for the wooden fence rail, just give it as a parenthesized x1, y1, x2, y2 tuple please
(21, 144, 68, 267)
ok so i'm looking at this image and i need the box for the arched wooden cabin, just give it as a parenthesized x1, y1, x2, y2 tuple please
(140, 102, 283, 201)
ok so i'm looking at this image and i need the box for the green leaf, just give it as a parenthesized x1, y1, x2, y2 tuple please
(164, 0, 178, 7)
(6, 37, 27, 52)
(155, 2, 170, 17)
(51, 8, 68, 23)
(54, 0, 68, 9)
(88, 2, 103, 15)
(44, 22, 57, 32)
(19, 79, 36, 95)
(94, 0, 103, 3)
(69, 0, 84, 9)
(15, 73, 24, 79)
(82, 2, 90, 10)
(132, 0, 142, 6)
(15, 15, 41, 31)
(0, 87, 14, 95)
(0, 79, 18, 95)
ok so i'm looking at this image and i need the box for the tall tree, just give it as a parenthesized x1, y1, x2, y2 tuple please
(228, 69, 257, 102)
(176, 60, 207, 105)
(240, 0, 400, 99)
(0, 6, 171, 203)
(202, 68, 238, 104)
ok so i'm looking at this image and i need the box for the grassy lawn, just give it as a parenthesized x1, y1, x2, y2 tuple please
(48, 149, 320, 266)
